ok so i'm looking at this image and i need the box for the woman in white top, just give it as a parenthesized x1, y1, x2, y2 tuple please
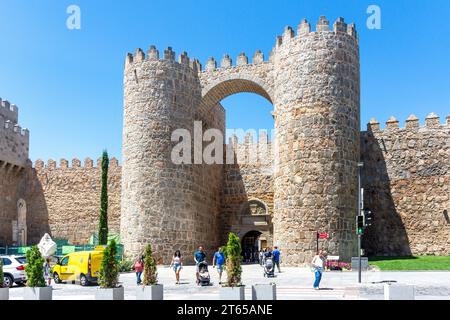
(170, 250, 183, 285)
(311, 250, 326, 290)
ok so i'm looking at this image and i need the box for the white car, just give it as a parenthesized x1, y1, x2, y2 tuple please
(1, 255, 27, 287)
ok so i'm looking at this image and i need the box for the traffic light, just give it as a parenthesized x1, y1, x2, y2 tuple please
(363, 209, 373, 227)
(356, 216, 364, 235)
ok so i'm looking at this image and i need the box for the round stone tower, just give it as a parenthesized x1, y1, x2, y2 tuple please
(272, 17, 360, 264)
(121, 46, 205, 262)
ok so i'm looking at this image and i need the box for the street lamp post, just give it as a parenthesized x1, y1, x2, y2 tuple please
(357, 162, 364, 284)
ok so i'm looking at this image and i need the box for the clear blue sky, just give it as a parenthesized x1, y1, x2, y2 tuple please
(0, 0, 449, 162)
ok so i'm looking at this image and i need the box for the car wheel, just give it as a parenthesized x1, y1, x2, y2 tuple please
(80, 274, 89, 286)
(4, 275, 14, 288)
(53, 272, 62, 284)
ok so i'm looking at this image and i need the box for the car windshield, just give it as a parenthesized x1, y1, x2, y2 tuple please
(15, 256, 27, 264)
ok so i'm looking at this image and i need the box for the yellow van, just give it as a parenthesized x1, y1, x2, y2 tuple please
(52, 251, 104, 286)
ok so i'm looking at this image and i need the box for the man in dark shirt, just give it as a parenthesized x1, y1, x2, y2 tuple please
(194, 246, 206, 284)
(272, 246, 281, 273)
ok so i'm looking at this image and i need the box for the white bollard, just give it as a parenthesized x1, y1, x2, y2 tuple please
(252, 284, 277, 300)
(384, 283, 415, 300)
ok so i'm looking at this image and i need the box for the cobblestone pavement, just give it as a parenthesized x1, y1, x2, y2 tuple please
(8, 264, 450, 300)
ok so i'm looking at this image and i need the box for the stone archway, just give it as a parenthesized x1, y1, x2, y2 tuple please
(235, 199, 273, 263)
(199, 61, 275, 111)
(241, 230, 263, 263)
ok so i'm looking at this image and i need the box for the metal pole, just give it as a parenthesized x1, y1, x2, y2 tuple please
(316, 231, 319, 253)
(357, 163, 363, 284)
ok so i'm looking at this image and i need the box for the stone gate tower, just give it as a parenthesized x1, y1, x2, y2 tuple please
(272, 17, 360, 264)
(121, 16, 360, 265)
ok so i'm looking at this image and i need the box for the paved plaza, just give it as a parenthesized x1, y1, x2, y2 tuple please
(7, 264, 450, 300)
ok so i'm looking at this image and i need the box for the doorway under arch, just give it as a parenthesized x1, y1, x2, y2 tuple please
(241, 230, 264, 264)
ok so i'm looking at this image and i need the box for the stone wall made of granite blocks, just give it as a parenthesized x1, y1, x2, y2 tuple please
(361, 116, 450, 256)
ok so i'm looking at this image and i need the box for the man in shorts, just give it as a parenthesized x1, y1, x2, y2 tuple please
(212, 247, 226, 284)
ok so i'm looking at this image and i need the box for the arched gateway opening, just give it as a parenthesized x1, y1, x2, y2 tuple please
(242, 230, 262, 263)
(199, 62, 275, 255)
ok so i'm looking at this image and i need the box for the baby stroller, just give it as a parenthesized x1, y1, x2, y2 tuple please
(263, 256, 275, 278)
(197, 261, 211, 286)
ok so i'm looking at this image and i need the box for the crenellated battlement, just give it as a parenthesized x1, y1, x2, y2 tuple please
(365, 113, 450, 132)
(0, 98, 19, 124)
(224, 131, 273, 166)
(274, 16, 358, 50)
(203, 49, 270, 73)
(225, 131, 271, 146)
(0, 118, 29, 138)
(32, 157, 121, 171)
(124, 45, 203, 73)
(125, 16, 356, 84)
(200, 16, 356, 75)
(0, 96, 29, 168)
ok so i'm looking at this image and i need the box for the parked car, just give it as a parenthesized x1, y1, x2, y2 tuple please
(52, 250, 104, 286)
(1, 255, 27, 287)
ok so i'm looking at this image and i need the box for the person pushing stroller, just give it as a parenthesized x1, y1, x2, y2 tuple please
(194, 246, 207, 285)
(262, 247, 275, 277)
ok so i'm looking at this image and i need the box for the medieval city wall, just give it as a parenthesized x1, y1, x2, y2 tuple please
(0, 165, 25, 245)
(25, 158, 122, 245)
(0, 98, 30, 245)
(361, 114, 450, 256)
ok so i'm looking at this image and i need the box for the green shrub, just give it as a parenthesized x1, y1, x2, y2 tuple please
(0, 258, 4, 288)
(98, 150, 109, 245)
(25, 246, 46, 287)
(224, 232, 242, 287)
(118, 259, 133, 272)
(142, 244, 158, 286)
(99, 239, 119, 288)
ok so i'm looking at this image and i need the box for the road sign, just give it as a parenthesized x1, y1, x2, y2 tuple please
(318, 233, 329, 239)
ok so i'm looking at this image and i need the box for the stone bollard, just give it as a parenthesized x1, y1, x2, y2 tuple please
(343, 286, 361, 300)
(23, 287, 53, 300)
(384, 283, 415, 300)
(252, 284, 277, 300)
(220, 286, 245, 300)
(0, 287, 9, 300)
(351, 257, 369, 271)
(95, 287, 125, 300)
(136, 284, 164, 300)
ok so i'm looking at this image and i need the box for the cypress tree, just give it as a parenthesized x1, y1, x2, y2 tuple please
(142, 244, 158, 286)
(98, 150, 109, 245)
(25, 246, 46, 287)
(224, 232, 242, 287)
(99, 239, 119, 288)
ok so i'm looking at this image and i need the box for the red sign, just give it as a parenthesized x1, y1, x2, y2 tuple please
(318, 232, 329, 239)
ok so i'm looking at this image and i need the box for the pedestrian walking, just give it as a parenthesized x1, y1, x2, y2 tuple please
(259, 249, 264, 266)
(43, 258, 52, 286)
(272, 246, 281, 273)
(311, 250, 326, 290)
(170, 250, 183, 285)
(133, 255, 144, 285)
(264, 247, 273, 259)
(212, 247, 225, 284)
(194, 246, 206, 285)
